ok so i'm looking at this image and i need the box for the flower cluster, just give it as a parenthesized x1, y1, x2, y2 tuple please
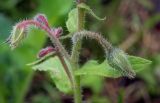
(7, 14, 63, 50)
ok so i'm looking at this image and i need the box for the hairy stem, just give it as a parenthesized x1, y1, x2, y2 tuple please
(72, 30, 113, 53)
(57, 52, 73, 85)
(71, 0, 85, 103)
(17, 20, 71, 61)
(17, 20, 75, 87)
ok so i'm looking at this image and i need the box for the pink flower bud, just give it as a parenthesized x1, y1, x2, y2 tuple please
(51, 27, 63, 38)
(34, 14, 50, 29)
(38, 46, 56, 58)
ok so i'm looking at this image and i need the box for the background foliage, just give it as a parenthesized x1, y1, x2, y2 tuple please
(0, 0, 160, 103)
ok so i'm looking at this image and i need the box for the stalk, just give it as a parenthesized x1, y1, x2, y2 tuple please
(71, 0, 85, 103)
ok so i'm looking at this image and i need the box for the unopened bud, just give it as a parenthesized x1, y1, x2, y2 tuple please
(51, 27, 63, 38)
(34, 14, 50, 28)
(38, 46, 56, 58)
(107, 48, 136, 78)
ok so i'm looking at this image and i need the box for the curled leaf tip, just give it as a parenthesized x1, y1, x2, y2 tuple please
(9, 25, 28, 49)
(78, 3, 106, 21)
(107, 48, 136, 78)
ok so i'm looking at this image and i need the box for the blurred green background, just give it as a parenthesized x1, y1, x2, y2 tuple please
(0, 0, 160, 103)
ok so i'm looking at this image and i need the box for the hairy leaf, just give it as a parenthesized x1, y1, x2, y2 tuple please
(66, 8, 78, 33)
(66, 3, 106, 33)
(75, 55, 151, 78)
(78, 3, 106, 20)
(31, 56, 72, 93)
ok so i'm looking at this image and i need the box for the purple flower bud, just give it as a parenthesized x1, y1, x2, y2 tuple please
(34, 14, 50, 29)
(51, 27, 63, 38)
(38, 46, 56, 58)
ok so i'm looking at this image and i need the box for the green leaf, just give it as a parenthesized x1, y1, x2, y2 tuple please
(32, 56, 72, 93)
(66, 3, 106, 33)
(66, 8, 78, 33)
(81, 76, 104, 94)
(128, 55, 152, 72)
(78, 3, 106, 20)
(75, 60, 121, 78)
(75, 55, 151, 78)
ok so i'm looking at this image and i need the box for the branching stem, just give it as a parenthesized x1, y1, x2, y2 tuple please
(17, 20, 70, 61)
(71, 0, 86, 103)
(17, 20, 76, 88)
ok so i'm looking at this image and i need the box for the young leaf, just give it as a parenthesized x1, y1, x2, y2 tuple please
(66, 3, 106, 33)
(31, 56, 72, 93)
(75, 55, 151, 78)
(128, 55, 152, 72)
(78, 3, 106, 20)
(66, 8, 78, 33)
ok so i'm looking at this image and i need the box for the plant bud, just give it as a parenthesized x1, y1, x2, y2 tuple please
(51, 27, 63, 38)
(34, 14, 50, 28)
(10, 25, 27, 49)
(38, 46, 56, 58)
(107, 48, 136, 78)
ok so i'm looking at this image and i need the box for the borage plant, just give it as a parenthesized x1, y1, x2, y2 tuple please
(5, 0, 151, 103)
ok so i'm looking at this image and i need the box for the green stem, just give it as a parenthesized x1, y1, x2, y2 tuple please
(57, 52, 73, 85)
(72, 30, 112, 53)
(71, 0, 85, 103)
